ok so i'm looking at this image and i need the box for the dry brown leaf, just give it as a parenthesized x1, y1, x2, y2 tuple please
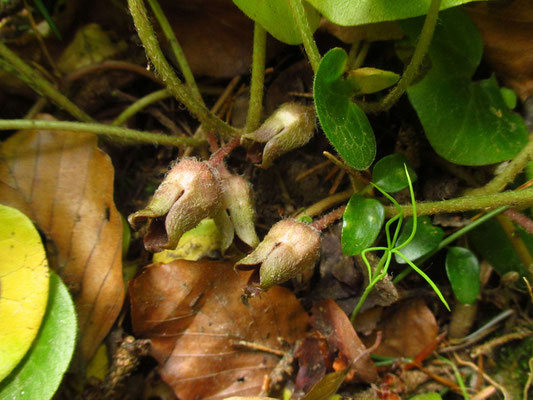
(130, 260, 309, 400)
(366, 299, 438, 358)
(158, 0, 254, 78)
(0, 114, 124, 361)
(311, 299, 378, 384)
(466, 0, 533, 100)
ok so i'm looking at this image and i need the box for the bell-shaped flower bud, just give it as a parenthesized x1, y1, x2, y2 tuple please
(243, 102, 315, 168)
(235, 219, 320, 293)
(128, 159, 222, 252)
(222, 175, 259, 249)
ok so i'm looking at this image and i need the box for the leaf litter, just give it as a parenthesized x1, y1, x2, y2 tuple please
(0, 115, 124, 361)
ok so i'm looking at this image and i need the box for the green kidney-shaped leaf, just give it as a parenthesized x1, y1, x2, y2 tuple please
(232, 0, 320, 45)
(372, 154, 417, 193)
(445, 246, 480, 305)
(404, 9, 528, 166)
(0, 271, 77, 400)
(307, 0, 484, 26)
(314, 48, 376, 170)
(394, 216, 443, 263)
(342, 194, 384, 256)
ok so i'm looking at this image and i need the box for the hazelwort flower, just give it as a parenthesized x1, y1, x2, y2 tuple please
(128, 159, 222, 252)
(235, 219, 320, 293)
(243, 102, 316, 168)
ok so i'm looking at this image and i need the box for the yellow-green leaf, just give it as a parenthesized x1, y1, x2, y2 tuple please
(0, 204, 49, 382)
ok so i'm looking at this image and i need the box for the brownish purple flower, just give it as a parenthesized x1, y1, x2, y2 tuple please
(128, 159, 222, 252)
(235, 219, 320, 293)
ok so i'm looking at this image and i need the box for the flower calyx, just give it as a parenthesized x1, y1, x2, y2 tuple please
(235, 219, 321, 295)
(128, 158, 222, 252)
(243, 102, 316, 169)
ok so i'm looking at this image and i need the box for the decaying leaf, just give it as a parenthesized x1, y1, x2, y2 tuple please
(466, 0, 533, 100)
(310, 299, 378, 384)
(130, 260, 309, 400)
(158, 0, 254, 78)
(0, 115, 124, 361)
(364, 299, 438, 358)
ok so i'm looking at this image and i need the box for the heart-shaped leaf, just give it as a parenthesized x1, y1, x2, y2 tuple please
(445, 246, 480, 304)
(404, 9, 528, 166)
(394, 216, 443, 263)
(341, 194, 384, 256)
(0, 204, 49, 382)
(314, 48, 376, 170)
(372, 154, 417, 193)
(232, 0, 320, 45)
(0, 271, 76, 400)
(307, 0, 486, 26)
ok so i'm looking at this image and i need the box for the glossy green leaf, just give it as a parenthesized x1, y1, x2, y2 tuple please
(409, 393, 442, 400)
(346, 67, 399, 95)
(0, 271, 77, 400)
(314, 48, 376, 170)
(394, 216, 443, 263)
(342, 194, 385, 256)
(372, 154, 417, 193)
(232, 0, 320, 45)
(307, 0, 484, 26)
(404, 9, 528, 166)
(445, 246, 480, 304)
(469, 218, 531, 278)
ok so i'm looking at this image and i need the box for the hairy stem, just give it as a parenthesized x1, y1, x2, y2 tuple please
(468, 136, 533, 196)
(112, 89, 171, 126)
(0, 42, 93, 122)
(245, 23, 267, 132)
(128, 0, 237, 138)
(364, 0, 442, 113)
(289, 0, 320, 73)
(146, 0, 203, 104)
(0, 119, 205, 147)
(384, 189, 533, 217)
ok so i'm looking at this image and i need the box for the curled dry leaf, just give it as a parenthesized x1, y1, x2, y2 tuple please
(0, 114, 124, 361)
(311, 299, 378, 384)
(466, 0, 533, 100)
(364, 298, 438, 358)
(130, 260, 309, 400)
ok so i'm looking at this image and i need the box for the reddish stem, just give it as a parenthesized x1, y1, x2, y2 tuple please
(310, 206, 346, 231)
(503, 209, 533, 234)
(208, 136, 241, 167)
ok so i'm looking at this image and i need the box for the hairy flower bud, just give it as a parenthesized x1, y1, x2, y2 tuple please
(235, 219, 320, 293)
(243, 103, 316, 168)
(128, 159, 222, 252)
(222, 175, 259, 249)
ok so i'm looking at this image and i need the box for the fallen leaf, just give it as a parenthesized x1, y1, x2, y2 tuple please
(311, 299, 378, 384)
(366, 299, 438, 358)
(294, 332, 330, 396)
(0, 114, 124, 361)
(0, 204, 49, 381)
(130, 260, 309, 400)
(466, 0, 533, 100)
(159, 0, 254, 78)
